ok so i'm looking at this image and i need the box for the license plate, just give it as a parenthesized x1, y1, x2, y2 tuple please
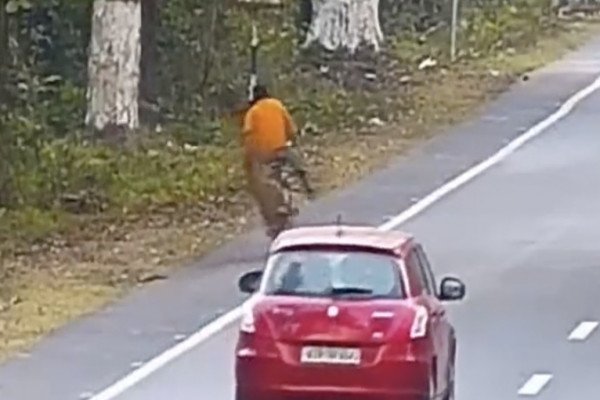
(300, 346, 361, 365)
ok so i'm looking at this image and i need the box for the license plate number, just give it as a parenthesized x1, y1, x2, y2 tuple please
(300, 346, 361, 365)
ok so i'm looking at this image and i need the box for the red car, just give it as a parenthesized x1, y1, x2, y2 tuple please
(235, 225, 466, 400)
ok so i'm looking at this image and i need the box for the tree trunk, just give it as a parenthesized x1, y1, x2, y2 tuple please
(140, 0, 159, 128)
(297, 0, 312, 42)
(86, 0, 141, 138)
(0, 0, 6, 60)
(0, 0, 8, 101)
(303, 0, 383, 54)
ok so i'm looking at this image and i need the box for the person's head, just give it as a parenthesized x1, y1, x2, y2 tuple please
(281, 261, 304, 290)
(251, 83, 269, 104)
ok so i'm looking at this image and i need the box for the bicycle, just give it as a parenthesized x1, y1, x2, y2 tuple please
(266, 149, 305, 239)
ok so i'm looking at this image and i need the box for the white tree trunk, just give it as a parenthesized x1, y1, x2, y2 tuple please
(303, 0, 383, 54)
(86, 0, 141, 134)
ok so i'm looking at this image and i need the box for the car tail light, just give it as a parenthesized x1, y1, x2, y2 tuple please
(240, 305, 256, 334)
(410, 305, 429, 339)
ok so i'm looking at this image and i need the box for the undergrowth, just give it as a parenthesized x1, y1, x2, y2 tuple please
(0, 1, 592, 253)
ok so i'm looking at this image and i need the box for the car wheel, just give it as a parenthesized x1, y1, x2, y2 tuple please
(445, 345, 456, 400)
(422, 373, 436, 400)
(444, 378, 455, 400)
(234, 387, 248, 400)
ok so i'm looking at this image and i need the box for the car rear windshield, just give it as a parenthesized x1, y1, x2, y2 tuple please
(263, 248, 404, 299)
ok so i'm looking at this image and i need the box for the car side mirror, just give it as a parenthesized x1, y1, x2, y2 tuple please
(438, 276, 466, 301)
(238, 270, 263, 294)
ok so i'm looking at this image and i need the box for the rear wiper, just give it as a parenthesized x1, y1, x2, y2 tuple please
(328, 286, 373, 296)
(269, 289, 314, 297)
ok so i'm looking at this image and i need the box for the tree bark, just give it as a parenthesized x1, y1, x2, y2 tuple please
(303, 0, 383, 54)
(86, 0, 142, 138)
(297, 0, 312, 42)
(0, 0, 8, 102)
(140, 0, 159, 127)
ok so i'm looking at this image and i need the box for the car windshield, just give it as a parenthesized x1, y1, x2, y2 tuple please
(263, 249, 404, 299)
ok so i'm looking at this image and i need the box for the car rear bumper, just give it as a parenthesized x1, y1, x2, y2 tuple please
(236, 388, 426, 400)
(236, 353, 430, 400)
(235, 387, 427, 400)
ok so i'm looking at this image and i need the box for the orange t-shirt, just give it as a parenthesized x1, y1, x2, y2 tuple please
(242, 98, 296, 161)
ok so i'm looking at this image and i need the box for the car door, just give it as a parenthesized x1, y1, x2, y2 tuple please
(405, 246, 444, 391)
(415, 244, 453, 392)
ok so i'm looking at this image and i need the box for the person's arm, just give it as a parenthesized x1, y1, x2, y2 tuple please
(242, 106, 253, 142)
(281, 103, 297, 144)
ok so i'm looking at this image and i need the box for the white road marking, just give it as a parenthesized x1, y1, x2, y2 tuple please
(379, 74, 600, 231)
(568, 321, 599, 341)
(518, 373, 553, 396)
(89, 74, 600, 400)
(89, 308, 243, 400)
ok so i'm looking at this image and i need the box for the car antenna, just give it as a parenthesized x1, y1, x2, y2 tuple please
(335, 214, 343, 237)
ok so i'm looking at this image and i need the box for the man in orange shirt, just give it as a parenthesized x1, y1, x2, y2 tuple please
(242, 84, 314, 238)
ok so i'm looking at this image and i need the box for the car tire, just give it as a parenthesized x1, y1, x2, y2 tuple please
(444, 344, 457, 400)
(444, 379, 455, 400)
(234, 387, 248, 400)
(423, 373, 436, 400)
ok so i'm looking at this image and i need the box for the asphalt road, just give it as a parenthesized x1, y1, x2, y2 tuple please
(108, 77, 600, 400)
(2, 35, 600, 400)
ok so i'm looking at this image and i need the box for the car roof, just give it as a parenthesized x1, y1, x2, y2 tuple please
(270, 225, 413, 254)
